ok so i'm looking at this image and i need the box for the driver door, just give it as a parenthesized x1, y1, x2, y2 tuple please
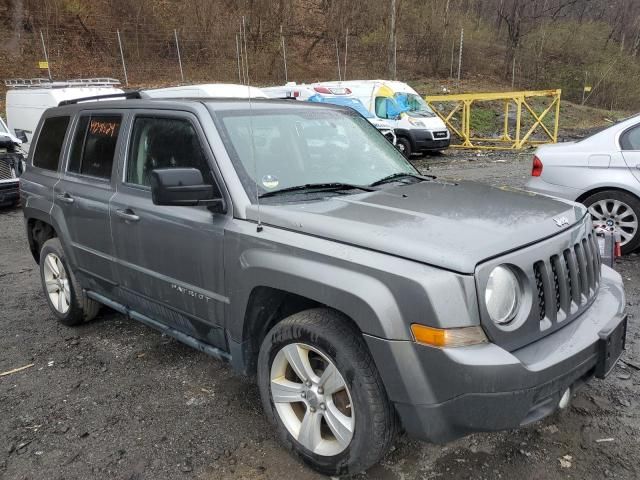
(109, 111, 229, 349)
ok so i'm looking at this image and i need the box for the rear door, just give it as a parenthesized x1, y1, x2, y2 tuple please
(53, 111, 124, 296)
(109, 110, 229, 349)
(620, 123, 640, 183)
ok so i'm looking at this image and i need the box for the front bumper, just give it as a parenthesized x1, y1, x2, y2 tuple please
(365, 265, 626, 443)
(407, 129, 451, 151)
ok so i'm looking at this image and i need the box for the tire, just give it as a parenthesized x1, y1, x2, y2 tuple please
(583, 190, 640, 254)
(396, 137, 412, 158)
(257, 308, 397, 476)
(39, 238, 100, 326)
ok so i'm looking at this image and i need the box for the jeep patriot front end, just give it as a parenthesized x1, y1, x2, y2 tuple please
(20, 97, 626, 476)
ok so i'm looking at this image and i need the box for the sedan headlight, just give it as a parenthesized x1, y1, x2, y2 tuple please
(485, 265, 520, 325)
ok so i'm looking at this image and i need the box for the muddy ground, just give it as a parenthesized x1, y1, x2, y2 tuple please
(1, 150, 639, 480)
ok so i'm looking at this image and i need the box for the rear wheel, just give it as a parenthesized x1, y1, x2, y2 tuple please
(39, 238, 100, 326)
(257, 308, 397, 476)
(583, 190, 640, 254)
(396, 137, 412, 158)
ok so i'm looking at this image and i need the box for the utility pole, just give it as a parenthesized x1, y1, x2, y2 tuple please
(117, 30, 129, 87)
(236, 33, 242, 84)
(281, 25, 288, 83)
(388, 0, 397, 79)
(174, 29, 184, 83)
(344, 28, 348, 81)
(335, 39, 342, 81)
(39, 30, 52, 81)
(457, 27, 464, 85)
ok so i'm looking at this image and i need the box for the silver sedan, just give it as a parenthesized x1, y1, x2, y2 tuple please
(526, 114, 640, 254)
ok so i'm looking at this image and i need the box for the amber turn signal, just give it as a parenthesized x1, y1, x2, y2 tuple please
(410, 324, 488, 348)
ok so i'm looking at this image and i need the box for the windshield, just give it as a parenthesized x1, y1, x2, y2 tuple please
(394, 93, 435, 118)
(307, 94, 374, 119)
(215, 107, 416, 201)
(0, 117, 8, 134)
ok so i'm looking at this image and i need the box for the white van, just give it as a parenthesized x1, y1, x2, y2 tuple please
(313, 80, 450, 156)
(262, 83, 396, 143)
(142, 84, 268, 99)
(5, 78, 124, 151)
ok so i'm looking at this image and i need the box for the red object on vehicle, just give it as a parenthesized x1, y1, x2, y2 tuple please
(531, 156, 543, 177)
(614, 235, 622, 258)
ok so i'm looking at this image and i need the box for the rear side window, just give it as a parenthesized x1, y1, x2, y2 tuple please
(620, 124, 640, 150)
(32, 116, 70, 170)
(68, 114, 122, 179)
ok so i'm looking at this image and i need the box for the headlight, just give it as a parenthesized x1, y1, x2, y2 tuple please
(485, 265, 520, 325)
(407, 117, 425, 127)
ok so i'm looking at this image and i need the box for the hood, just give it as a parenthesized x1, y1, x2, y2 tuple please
(248, 180, 587, 273)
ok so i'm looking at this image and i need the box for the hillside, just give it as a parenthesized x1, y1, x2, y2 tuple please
(1, 0, 639, 110)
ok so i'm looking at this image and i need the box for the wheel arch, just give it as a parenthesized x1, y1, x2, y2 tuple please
(25, 213, 60, 264)
(576, 186, 640, 204)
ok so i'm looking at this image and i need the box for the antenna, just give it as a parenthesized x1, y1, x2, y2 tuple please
(242, 16, 262, 233)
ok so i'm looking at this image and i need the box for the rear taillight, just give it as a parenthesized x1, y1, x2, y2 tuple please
(532, 156, 543, 177)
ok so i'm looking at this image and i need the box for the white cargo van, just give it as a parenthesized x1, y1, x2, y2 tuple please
(142, 84, 268, 99)
(314, 80, 450, 156)
(5, 78, 124, 151)
(262, 83, 396, 143)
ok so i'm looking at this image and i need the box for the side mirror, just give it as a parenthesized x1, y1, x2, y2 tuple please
(14, 129, 28, 144)
(150, 168, 225, 211)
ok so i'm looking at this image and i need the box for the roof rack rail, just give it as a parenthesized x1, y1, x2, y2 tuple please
(58, 90, 143, 106)
(5, 78, 121, 89)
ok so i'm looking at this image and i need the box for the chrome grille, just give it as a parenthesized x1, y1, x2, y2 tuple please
(534, 233, 601, 330)
(0, 159, 14, 180)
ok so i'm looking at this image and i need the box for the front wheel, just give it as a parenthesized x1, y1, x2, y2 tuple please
(257, 308, 397, 476)
(396, 137, 412, 158)
(583, 190, 640, 254)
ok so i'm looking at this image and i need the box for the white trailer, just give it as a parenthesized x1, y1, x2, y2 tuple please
(5, 78, 124, 152)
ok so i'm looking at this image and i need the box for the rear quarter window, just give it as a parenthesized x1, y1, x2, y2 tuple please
(32, 116, 70, 171)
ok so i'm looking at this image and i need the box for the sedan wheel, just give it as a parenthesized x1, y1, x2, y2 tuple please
(43, 252, 71, 314)
(270, 343, 354, 457)
(588, 199, 638, 246)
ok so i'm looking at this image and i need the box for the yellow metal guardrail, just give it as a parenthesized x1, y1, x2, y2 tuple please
(425, 89, 561, 150)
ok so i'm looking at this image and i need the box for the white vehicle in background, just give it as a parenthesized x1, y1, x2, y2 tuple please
(5, 78, 124, 152)
(142, 83, 268, 99)
(262, 83, 396, 144)
(313, 80, 450, 157)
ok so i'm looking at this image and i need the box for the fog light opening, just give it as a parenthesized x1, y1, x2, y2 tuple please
(558, 388, 571, 409)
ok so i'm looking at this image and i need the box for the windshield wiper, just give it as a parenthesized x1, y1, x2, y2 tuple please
(259, 182, 376, 199)
(369, 172, 435, 187)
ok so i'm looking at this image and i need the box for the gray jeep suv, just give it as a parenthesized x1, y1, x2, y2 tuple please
(21, 96, 627, 476)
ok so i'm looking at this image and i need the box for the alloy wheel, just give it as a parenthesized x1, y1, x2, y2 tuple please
(43, 253, 71, 314)
(589, 199, 638, 246)
(270, 343, 354, 456)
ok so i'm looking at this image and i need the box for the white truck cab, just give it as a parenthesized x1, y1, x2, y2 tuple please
(313, 80, 450, 156)
(5, 78, 124, 152)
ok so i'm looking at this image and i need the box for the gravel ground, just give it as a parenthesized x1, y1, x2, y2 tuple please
(1, 151, 639, 480)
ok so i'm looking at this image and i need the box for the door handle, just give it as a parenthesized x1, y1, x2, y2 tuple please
(115, 209, 140, 222)
(56, 193, 74, 204)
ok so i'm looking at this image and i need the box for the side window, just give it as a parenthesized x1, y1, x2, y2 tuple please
(126, 116, 214, 188)
(32, 116, 70, 170)
(68, 114, 122, 179)
(375, 97, 388, 119)
(620, 125, 640, 151)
